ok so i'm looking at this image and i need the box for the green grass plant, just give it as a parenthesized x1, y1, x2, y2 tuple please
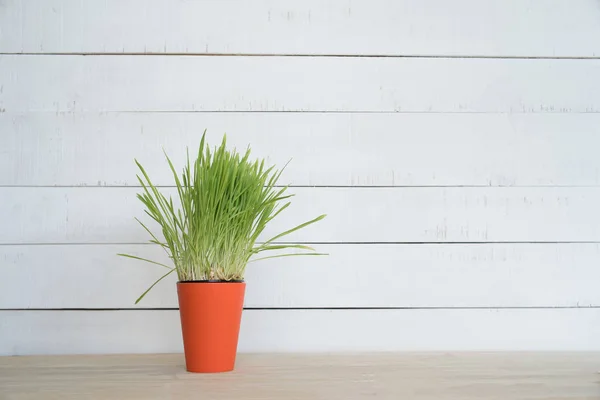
(120, 132, 326, 303)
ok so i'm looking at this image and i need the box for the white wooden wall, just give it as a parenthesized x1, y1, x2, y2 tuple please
(1, 0, 600, 355)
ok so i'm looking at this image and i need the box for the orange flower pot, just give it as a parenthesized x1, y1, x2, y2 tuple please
(177, 281, 246, 373)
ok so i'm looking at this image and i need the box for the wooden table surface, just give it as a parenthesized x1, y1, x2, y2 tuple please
(1, 353, 599, 399)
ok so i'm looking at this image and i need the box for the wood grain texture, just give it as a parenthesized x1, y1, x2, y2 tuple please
(3, 187, 600, 244)
(2, 0, 600, 57)
(1, 353, 599, 400)
(2, 309, 600, 355)
(3, 56, 600, 113)
(2, 243, 600, 309)
(4, 112, 600, 187)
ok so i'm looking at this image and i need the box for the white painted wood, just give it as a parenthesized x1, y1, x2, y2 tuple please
(2, 187, 600, 244)
(2, 244, 600, 309)
(3, 56, 600, 113)
(3, 0, 599, 357)
(2, 309, 599, 355)
(3, 113, 600, 187)
(2, 0, 600, 57)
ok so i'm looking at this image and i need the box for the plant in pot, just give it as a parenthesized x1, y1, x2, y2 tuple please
(119, 132, 325, 373)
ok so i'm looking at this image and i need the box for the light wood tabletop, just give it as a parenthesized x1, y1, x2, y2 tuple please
(1, 353, 599, 399)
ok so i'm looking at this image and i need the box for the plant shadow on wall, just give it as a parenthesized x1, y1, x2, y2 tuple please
(118, 131, 326, 373)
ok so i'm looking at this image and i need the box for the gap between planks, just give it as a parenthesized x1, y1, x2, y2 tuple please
(3, 185, 600, 188)
(3, 306, 600, 311)
(3, 52, 600, 60)
(2, 241, 600, 246)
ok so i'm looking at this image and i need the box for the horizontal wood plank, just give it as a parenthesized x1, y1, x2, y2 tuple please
(2, 187, 600, 244)
(2, 309, 599, 355)
(3, 243, 599, 309)
(3, 113, 600, 187)
(2, 353, 600, 400)
(2, 56, 600, 113)
(2, 0, 600, 57)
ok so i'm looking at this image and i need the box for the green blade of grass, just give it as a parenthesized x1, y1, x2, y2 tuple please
(117, 253, 173, 270)
(135, 268, 176, 304)
(249, 253, 328, 263)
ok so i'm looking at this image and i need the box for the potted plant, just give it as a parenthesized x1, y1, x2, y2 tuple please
(120, 132, 325, 373)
